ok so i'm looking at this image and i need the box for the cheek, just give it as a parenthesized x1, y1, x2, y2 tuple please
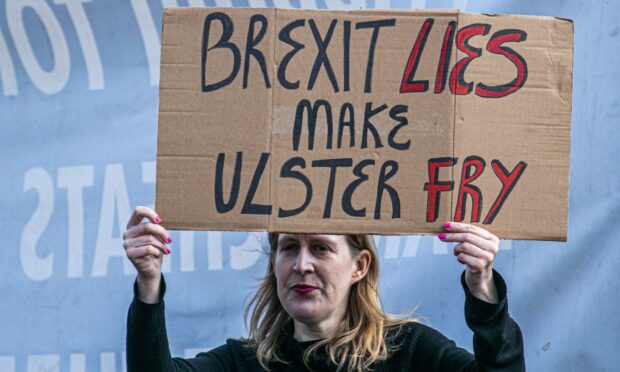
(325, 265, 354, 293)
(273, 257, 289, 284)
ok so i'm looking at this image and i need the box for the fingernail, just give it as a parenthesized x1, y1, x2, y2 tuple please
(438, 233, 446, 240)
(155, 216, 162, 223)
(166, 248, 171, 254)
(443, 222, 451, 229)
(166, 237, 172, 244)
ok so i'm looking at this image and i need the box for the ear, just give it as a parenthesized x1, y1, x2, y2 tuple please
(351, 250, 371, 284)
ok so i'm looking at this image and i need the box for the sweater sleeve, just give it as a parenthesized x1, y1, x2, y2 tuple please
(460, 269, 526, 372)
(125, 275, 235, 372)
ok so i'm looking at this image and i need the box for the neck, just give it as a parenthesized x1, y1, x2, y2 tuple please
(293, 317, 342, 342)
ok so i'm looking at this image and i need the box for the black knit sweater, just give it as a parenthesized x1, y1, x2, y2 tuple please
(127, 271, 524, 371)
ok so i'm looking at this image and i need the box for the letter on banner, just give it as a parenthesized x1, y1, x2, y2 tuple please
(21, 168, 54, 281)
(6, 0, 70, 94)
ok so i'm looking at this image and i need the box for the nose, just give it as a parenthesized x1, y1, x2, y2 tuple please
(293, 246, 314, 275)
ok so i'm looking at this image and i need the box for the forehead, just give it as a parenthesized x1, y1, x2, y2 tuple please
(277, 234, 348, 245)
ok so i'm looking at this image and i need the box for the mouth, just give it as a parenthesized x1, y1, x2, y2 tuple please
(292, 285, 317, 294)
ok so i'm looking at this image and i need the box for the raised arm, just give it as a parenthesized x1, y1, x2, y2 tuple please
(124, 207, 235, 372)
(439, 222, 525, 371)
(124, 206, 171, 302)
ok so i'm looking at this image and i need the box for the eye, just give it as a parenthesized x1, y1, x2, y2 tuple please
(279, 243, 298, 252)
(313, 244, 331, 253)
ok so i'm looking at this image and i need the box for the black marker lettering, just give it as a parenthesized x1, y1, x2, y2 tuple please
(243, 14, 271, 89)
(201, 12, 240, 92)
(312, 158, 353, 218)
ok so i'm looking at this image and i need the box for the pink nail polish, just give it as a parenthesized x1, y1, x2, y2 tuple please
(443, 222, 451, 229)
(438, 233, 446, 240)
(155, 216, 162, 223)
(166, 248, 171, 254)
(166, 237, 172, 244)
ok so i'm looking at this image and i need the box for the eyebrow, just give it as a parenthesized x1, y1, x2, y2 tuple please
(278, 235, 340, 245)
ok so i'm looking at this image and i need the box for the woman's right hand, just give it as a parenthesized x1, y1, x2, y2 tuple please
(123, 206, 171, 303)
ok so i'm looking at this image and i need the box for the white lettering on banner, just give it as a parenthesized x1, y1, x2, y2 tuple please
(410, 0, 426, 8)
(207, 231, 223, 270)
(324, 0, 365, 10)
(141, 161, 155, 184)
(297, 0, 318, 9)
(453, 0, 468, 10)
(161, 0, 206, 9)
(54, 0, 104, 90)
(1, 352, 130, 372)
(6, 0, 70, 95)
(214, 0, 233, 6)
(247, 0, 297, 7)
(20, 163, 263, 279)
(92, 164, 134, 277)
(21, 168, 55, 281)
(383, 236, 400, 259)
(129, 0, 159, 86)
(0, 356, 15, 372)
(58, 166, 94, 278)
(180, 231, 195, 272)
(178, 230, 263, 272)
(100, 352, 115, 372)
(231, 232, 263, 270)
(401, 235, 421, 257)
(27, 354, 60, 372)
(373, 0, 390, 8)
(69, 353, 85, 372)
(0, 28, 18, 96)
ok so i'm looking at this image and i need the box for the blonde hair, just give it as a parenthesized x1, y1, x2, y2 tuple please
(244, 233, 415, 371)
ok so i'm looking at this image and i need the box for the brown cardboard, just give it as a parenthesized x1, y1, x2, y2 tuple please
(156, 7, 573, 241)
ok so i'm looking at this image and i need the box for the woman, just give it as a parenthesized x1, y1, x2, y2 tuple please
(125, 206, 524, 371)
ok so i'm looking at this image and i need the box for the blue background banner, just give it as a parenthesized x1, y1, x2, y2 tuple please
(1, 0, 618, 371)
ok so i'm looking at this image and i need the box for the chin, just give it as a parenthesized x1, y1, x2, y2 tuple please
(285, 303, 324, 323)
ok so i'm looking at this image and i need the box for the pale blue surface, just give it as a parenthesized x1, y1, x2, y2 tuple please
(1, 0, 618, 371)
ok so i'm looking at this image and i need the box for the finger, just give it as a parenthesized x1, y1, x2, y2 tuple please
(126, 245, 164, 260)
(124, 235, 170, 255)
(456, 252, 489, 272)
(443, 222, 499, 243)
(453, 242, 494, 263)
(439, 232, 497, 254)
(124, 222, 171, 244)
(126, 206, 162, 229)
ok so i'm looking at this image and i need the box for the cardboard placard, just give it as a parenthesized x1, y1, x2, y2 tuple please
(156, 8, 573, 240)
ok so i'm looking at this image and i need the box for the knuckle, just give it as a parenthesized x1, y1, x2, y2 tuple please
(130, 246, 144, 256)
(143, 223, 156, 236)
(463, 233, 474, 244)
(457, 242, 468, 253)
(148, 235, 161, 246)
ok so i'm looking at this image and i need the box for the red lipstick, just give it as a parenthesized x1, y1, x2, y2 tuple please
(293, 285, 316, 294)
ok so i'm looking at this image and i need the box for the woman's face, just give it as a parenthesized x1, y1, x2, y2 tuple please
(273, 234, 367, 327)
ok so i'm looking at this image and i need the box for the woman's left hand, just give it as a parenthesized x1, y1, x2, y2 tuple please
(439, 222, 500, 304)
